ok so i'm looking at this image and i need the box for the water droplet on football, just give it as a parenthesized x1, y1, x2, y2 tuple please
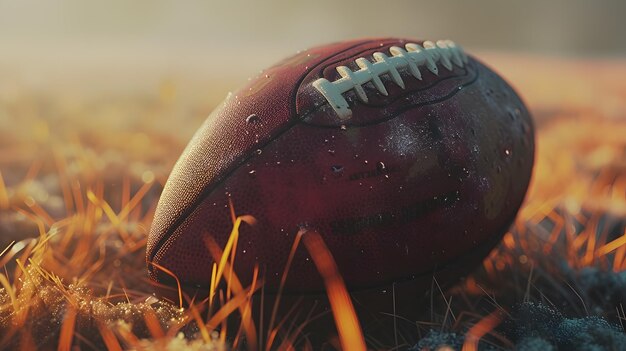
(340, 124, 347, 131)
(256, 149, 262, 155)
(377, 162, 386, 172)
(331, 165, 344, 173)
(246, 114, 260, 124)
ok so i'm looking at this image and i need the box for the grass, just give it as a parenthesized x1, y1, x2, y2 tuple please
(0, 60, 625, 350)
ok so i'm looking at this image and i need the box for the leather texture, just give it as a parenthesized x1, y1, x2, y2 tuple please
(147, 38, 535, 293)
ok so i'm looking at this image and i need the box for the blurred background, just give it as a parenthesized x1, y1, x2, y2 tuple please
(1, 0, 625, 101)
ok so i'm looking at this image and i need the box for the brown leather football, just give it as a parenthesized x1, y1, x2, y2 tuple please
(147, 38, 534, 294)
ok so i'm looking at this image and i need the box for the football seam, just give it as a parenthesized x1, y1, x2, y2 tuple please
(312, 40, 468, 120)
(300, 61, 478, 128)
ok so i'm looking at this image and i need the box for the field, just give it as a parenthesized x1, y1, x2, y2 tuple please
(0, 54, 625, 350)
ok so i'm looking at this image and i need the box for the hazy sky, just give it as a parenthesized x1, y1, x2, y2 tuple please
(2, 0, 625, 53)
(1, 0, 624, 94)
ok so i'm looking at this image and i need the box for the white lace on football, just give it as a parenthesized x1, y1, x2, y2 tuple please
(312, 40, 468, 120)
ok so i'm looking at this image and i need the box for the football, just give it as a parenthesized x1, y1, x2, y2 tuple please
(147, 38, 534, 296)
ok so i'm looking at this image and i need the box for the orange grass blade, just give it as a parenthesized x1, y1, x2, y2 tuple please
(277, 302, 329, 351)
(117, 180, 153, 221)
(0, 241, 15, 260)
(213, 219, 243, 293)
(13, 207, 47, 239)
(204, 234, 260, 346)
(19, 329, 36, 351)
(229, 197, 237, 224)
(204, 236, 245, 296)
(207, 214, 256, 295)
(86, 190, 130, 240)
(71, 180, 85, 216)
(209, 262, 218, 312)
(149, 261, 183, 309)
(97, 323, 123, 351)
(233, 265, 260, 351)
(0, 239, 36, 268)
(205, 288, 252, 330)
(266, 297, 305, 351)
(189, 304, 211, 342)
(266, 229, 305, 351)
(87, 190, 121, 225)
(0, 171, 9, 210)
(301, 230, 366, 351)
(596, 230, 626, 257)
(25, 201, 56, 227)
(57, 306, 77, 351)
(220, 293, 228, 346)
(462, 309, 505, 351)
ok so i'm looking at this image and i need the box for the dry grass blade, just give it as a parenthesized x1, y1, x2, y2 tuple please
(98, 323, 123, 351)
(461, 310, 504, 351)
(0, 171, 10, 210)
(149, 261, 184, 309)
(301, 230, 366, 351)
(596, 229, 626, 257)
(57, 306, 77, 351)
(144, 307, 165, 339)
(266, 229, 305, 351)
